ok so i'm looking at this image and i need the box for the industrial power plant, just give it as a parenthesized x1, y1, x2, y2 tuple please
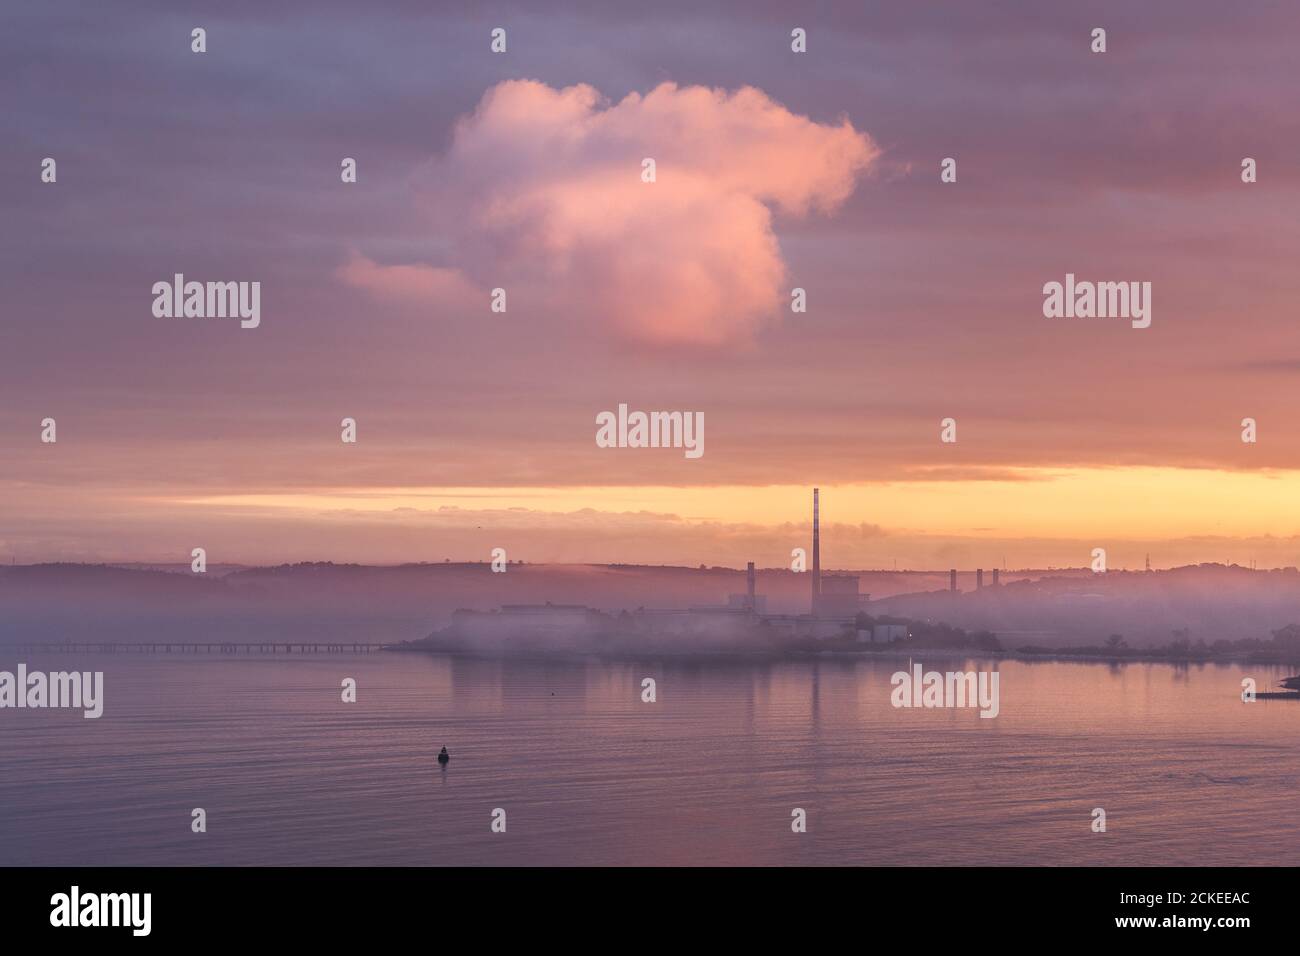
(416, 488, 1003, 653)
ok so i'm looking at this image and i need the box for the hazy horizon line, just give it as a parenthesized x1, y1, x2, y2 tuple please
(5, 558, 1292, 574)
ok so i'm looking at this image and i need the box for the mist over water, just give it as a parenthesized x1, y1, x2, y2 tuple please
(1, 653, 1296, 866)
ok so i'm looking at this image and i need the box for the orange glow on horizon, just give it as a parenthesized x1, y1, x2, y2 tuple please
(171, 465, 1300, 541)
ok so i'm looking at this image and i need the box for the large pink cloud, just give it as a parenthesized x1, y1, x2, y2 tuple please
(343, 80, 879, 346)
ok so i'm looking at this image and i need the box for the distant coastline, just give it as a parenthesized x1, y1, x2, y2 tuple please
(395, 620, 1300, 669)
(7, 561, 1300, 668)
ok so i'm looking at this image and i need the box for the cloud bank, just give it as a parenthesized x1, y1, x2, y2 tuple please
(342, 80, 878, 346)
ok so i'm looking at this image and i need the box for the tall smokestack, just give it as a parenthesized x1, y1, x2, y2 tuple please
(949, 569, 957, 592)
(812, 488, 821, 616)
(746, 561, 756, 610)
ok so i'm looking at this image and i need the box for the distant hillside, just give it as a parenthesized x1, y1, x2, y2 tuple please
(0, 561, 807, 644)
(2, 561, 1297, 648)
(0, 560, 932, 644)
(874, 564, 1300, 647)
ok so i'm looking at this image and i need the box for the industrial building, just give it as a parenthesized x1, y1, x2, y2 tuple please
(436, 488, 961, 650)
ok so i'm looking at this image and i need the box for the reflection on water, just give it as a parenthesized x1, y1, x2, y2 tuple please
(1, 653, 1296, 865)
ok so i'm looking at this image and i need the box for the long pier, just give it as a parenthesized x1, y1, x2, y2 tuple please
(10, 642, 392, 654)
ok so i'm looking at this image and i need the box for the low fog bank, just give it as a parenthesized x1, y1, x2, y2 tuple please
(1, 561, 1298, 650)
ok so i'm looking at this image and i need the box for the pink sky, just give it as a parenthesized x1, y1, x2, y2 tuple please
(3, 1, 1300, 567)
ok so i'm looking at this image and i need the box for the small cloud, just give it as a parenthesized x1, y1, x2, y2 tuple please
(335, 250, 480, 309)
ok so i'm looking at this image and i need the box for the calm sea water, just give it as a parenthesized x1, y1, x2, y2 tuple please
(1, 652, 1296, 866)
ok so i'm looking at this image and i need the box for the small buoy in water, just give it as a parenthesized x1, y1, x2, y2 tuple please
(437, 746, 449, 765)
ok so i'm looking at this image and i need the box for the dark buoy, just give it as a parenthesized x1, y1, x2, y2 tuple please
(437, 746, 449, 765)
